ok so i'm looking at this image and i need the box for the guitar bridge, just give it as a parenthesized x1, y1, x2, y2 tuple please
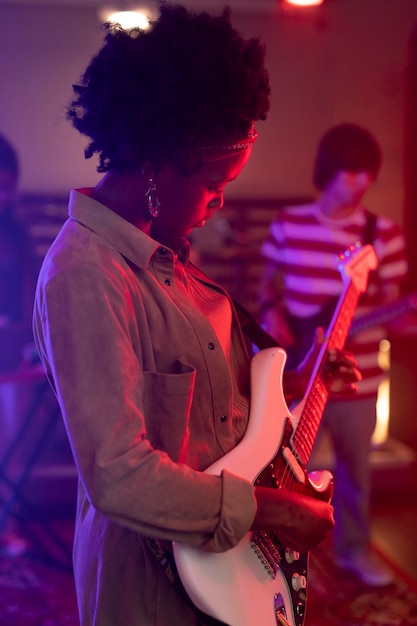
(250, 530, 282, 579)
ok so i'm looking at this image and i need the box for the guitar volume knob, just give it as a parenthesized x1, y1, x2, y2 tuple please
(292, 573, 307, 592)
(285, 548, 300, 563)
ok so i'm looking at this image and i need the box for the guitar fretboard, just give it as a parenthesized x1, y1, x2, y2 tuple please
(292, 281, 360, 466)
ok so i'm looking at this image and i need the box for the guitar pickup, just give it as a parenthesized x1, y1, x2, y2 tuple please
(282, 446, 306, 483)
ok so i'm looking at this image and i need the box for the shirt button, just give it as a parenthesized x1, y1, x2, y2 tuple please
(208, 342, 215, 350)
(159, 247, 168, 255)
(165, 279, 171, 286)
(220, 415, 227, 423)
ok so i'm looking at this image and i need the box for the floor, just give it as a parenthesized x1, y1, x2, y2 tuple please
(310, 434, 417, 582)
(370, 461, 417, 582)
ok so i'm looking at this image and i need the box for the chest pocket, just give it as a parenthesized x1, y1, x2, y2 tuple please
(142, 360, 196, 462)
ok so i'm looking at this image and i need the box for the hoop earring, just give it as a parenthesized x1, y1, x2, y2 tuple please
(145, 179, 161, 218)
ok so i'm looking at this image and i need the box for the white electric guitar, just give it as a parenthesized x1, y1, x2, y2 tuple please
(173, 243, 378, 626)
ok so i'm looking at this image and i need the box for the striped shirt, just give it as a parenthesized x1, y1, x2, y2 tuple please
(261, 202, 408, 397)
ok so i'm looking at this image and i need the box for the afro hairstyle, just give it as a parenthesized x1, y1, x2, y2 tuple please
(67, 2, 270, 174)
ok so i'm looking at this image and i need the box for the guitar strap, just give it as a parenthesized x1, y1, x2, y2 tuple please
(144, 536, 228, 626)
(362, 210, 377, 246)
(360, 211, 379, 299)
(232, 298, 281, 350)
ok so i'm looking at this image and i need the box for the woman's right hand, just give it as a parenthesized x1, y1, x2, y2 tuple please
(252, 486, 335, 553)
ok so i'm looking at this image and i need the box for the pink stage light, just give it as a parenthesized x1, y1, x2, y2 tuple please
(283, 0, 324, 6)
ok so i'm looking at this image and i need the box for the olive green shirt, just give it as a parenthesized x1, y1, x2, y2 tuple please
(33, 190, 257, 626)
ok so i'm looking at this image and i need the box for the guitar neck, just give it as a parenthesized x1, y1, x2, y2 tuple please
(291, 280, 361, 466)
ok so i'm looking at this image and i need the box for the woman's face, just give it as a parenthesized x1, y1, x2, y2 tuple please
(150, 147, 252, 241)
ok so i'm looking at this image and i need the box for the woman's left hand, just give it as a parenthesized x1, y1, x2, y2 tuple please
(324, 345, 362, 396)
(284, 327, 361, 402)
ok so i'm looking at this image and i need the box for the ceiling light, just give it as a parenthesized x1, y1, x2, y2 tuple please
(98, 2, 158, 30)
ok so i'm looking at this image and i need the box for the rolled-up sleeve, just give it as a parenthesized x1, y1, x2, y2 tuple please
(204, 469, 257, 552)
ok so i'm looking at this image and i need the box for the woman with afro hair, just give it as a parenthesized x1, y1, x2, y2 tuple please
(33, 4, 358, 625)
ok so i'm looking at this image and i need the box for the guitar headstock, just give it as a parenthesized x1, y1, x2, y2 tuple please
(338, 242, 378, 294)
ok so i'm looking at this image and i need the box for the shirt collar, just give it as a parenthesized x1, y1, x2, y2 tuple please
(69, 188, 165, 269)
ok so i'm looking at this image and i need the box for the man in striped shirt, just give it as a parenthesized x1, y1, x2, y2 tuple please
(259, 123, 408, 586)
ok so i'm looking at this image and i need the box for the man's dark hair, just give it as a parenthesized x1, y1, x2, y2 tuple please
(313, 123, 382, 191)
(0, 134, 19, 178)
(67, 2, 270, 174)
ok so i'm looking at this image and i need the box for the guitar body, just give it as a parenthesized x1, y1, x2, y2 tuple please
(173, 348, 332, 626)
